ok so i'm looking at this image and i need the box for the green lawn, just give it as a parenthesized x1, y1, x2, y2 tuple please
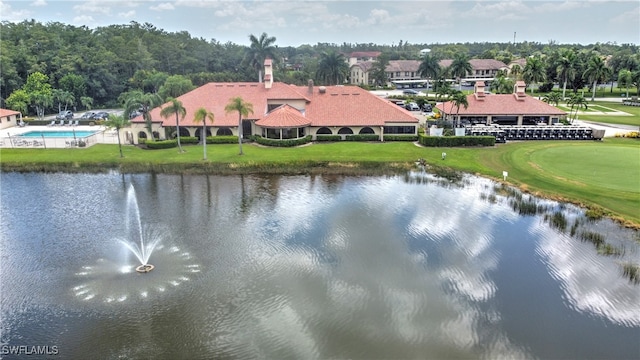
(2, 138, 639, 225)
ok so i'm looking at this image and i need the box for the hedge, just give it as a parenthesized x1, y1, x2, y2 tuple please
(253, 135, 313, 147)
(206, 136, 238, 144)
(419, 135, 495, 147)
(145, 139, 178, 149)
(383, 135, 418, 141)
(178, 136, 199, 144)
(315, 135, 342, 142)
(345, 134, 380, 141)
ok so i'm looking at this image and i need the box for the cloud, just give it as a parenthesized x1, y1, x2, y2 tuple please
(72, 1, 110, 15)
(73, 15, 95, 24)
(150, 2, 175, 11)
(0, 0, 32, 21)
(32, 0, 47, 7)
(118, 10, 136, 18)
(367, 8, 391, 25)
(610, 6, 640, 25)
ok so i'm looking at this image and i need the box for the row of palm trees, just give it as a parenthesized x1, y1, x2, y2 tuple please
(417, 50, 619, 102)
(106, 95, 254, 159)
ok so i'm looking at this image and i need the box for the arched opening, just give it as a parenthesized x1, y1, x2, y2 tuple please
(338, 127, 354, 135)
(359, 127, 374, 134)
(195, 128, 212, 141)
(216, 127, 232, 136)
(138, 131, 147, 139)
(317, 127, 333, 135)
(152, 131, 160, 139)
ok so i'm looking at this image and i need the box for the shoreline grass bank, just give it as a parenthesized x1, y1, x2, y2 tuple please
(1, 139, 638, 228)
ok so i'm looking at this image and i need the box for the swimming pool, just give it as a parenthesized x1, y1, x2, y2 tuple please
(19, 130, 99, 138)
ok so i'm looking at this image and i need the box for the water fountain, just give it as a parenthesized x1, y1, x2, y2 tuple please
(120, 184, 160, 273)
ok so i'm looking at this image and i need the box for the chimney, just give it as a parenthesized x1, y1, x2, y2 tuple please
(474, 81, 486, 100)
(264, 58, 273, 89)
(513, 81, 526, 101)
(308, 79, 314, 94)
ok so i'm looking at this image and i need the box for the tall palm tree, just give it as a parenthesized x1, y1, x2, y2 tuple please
(556, 49, 577, 99)
(450, 91, 468, 127)
(418, 54, 440, 98)
(245, 32, 278, 83)
(104, 114, 131, 158)
(618, 69, 633, 98)
(160, 97, 187, 153)
(316, 51, 349, 85)
(124, 91, 163, 140)
(225, 97, 254, 155)
(583, 55, 611, 101)
(193, 107, 214, 160)
(449, 53, 472, 90)
(510, 64, 523, 80)
(523, 56, 546, 95)
(567, 94, 588, 123)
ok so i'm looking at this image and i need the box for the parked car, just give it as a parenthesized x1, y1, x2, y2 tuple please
(129, 110, 143, 119)
(405, 102, 420, 111)
(403, 89, 421, 95)
(80, 111, 96, 119)
(56, 110, 74, 120)
(91, 111, 110, 120)
(421, 104, 433, 112)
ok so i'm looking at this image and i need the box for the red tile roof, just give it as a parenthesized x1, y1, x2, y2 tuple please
(349, 51, 381, 58)
(134, 83, 417, 129)
(436, 93, 566, 116)
(255, 104, 311, 128)
(296, 85, 417, 127)
(0, 108, 20, 117)
(438, 59, 508, 71)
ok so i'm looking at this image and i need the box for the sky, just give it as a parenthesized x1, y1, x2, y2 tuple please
(1, 0, 639, 46)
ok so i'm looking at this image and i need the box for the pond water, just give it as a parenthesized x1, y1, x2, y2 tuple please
(1, 171, 638, 359)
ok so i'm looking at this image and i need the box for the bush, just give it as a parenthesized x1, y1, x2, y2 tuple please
(383, 135, 418, 141)
(178, 136, 199, 144)
(315, 135, 342, 142)
(146, 139, 178, 149)
(253, 135, 312, 147)
(419, 135, 495, 147)
(206, 136, 238, 144)
(345, 134, 380, 141)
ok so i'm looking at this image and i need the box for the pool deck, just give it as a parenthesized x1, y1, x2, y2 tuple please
(1, 124, 121, 148)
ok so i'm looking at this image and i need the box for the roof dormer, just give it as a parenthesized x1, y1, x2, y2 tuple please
(264, 58, 273, 89)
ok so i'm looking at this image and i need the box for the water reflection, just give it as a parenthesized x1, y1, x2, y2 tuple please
(0, 172, 638, 359)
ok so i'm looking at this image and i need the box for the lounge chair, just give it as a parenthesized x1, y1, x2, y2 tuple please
(57, 120, 65, 126)
(47, 120, 55, 126)
(65, 120, 73, 126)
(73, 120, 79, 126)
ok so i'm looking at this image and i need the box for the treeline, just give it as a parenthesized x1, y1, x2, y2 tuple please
(1, 19, 638, 115)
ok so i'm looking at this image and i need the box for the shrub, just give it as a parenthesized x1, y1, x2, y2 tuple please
(145, 139, 178, 149)
(383, 135, 418, 141)
(315, 135, 342, 142)
(253, 135, 312, 147)
(419, 135, 495, 147)
(178, 136, 199, 144)
(206, 136, 238, 144)
(345, 134, 380, 141)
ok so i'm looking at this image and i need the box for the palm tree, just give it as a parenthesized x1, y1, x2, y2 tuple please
(583, 55, 611, 101)
(450, 91, 468, 127)
(104, 114, 131, 158)
(567, 94, 588, 123)
(124, 91, 163, 140)
(316, 51, 349, 85)
(418, 54, 440, 98)
(160, 97, 187, 153)
(449, 53, 472, 90)
(245, 32, 278, 83)
(193, 107, 214, 160)
(542, 92, 563, 107)
(618, 69, 633, 98)
(510, 64, 523, 80)
(225, 97, 254, 155)
(523, 56, 546, 95)
(556, 49, 577, 99)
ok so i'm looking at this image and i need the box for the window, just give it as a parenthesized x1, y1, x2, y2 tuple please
(383, 126, 415, 134)
(317, 127, 332, 135)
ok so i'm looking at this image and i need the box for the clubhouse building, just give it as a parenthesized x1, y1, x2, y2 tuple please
(129, 59, 418, 144)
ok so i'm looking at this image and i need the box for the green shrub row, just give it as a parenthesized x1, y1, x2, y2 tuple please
(383, 135, 418, 141)
(206, 136, 238, 144)
(345, 134, 380, 141)
(178, 136, 199, 144)
(419, 135, 495, 147)
(253, 135, 312, 147)
(315, 135, 342, 142)
(146, 139, 178, 149)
